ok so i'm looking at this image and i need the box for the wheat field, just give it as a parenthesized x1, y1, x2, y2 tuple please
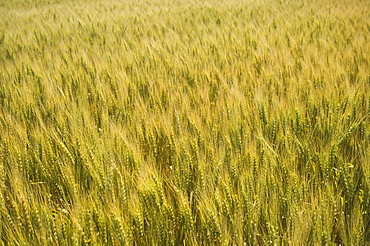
(0, 0, 370, 245)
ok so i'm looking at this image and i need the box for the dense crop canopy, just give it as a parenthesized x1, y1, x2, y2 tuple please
(0, 0, 369, 244)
